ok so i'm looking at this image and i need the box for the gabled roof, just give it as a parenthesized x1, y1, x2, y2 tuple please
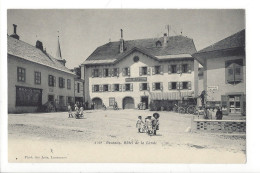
(8, 36, 75, 75)
(196, 29, 245, 54)
(82, 35, 197, 65)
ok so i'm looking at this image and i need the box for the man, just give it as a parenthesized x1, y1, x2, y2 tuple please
(216, 108, 223, 120)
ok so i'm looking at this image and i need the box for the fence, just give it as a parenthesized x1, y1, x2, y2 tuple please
(191, 117, 246, 133)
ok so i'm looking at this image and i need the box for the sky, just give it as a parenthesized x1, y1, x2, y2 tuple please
(7, 9, 245, 69)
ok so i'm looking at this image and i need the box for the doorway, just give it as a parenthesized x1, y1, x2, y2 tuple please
(141, 96, 149, 109)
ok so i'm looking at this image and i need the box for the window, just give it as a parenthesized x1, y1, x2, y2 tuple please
(103, 84, 109, 92)
(59, 96, 65, 106)
(59, 77, 65, 88)
(168, 82, 177, 90)
(92, 69, 100, 78)
(113, 84, 120, 91)
(111, 68, 119, 77)
(226, 59, 243, 83)
(16, 86, 42, 106)
(109, 97, 115, 106)
(77, 83, 80, 93)
(183, 82, 188, 89)
(168, 65, 177, 74)
(179, 81, 191, 90)
(139, 83, 148, 91)
(182, 64, 188, 73)
(34, 71, 41, 84)
(103, 68, 110, 77)
(133, 56, 139, 62)
(93, 85, 99, 92)
(123, 83, 133, 92)
(154, 66, 160, 74)
(67, 79, 71, 89)
(17, 67, 26, 82)
(152, 82, 163, 91)
(140, 66, 150, 76)
(122, 67, 130, 76)
(48, 75, 55, 87)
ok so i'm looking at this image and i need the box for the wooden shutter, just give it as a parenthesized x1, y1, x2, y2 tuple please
(111, 68, 114, 77)
(234, 64, 243, 82)
(92, 85, 94, 92)
(152, 83, 155, 91)
(179, 64, 183, 74)
(119, 84, 122, 91)
(130, 83, 133, 91)
(122, 84, 126, 92)
(147, 67, 150, 75)
(116, 68, 119, 77)
(160, 82, 163, 90)
(108, 84, 111, 92)
(168, 65, 172, 74)
(226, 65, 234, 83)
(54, 76, 56, 87)
(179, 82, 183, 90)
(139, 83, 142, 91)
(99, 85, 103, 92)
(176, 82, 180, 90)
(99, 69, 102, 78)
(139, 67, 142, 76)
(122, 68, 126, 76)
(147, 83, 150, 91)
(177, 64, 180, 74)
(91, 69, 94, 78)
(160, 65, 164, 75)
(103, 69, 106, 77)
(152, 66, 155, 75)
(127, 67, 130, 76)
(112, 84, 115, 92)
(168, 82, 172, 90)
(188, 81, 191, 90)
(188, 63, 192, 73)
(63, 78, 65, 88)
(221, 95, 228, 107)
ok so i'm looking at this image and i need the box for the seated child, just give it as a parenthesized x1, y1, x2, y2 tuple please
(136, 116, 144, 133)
(79, 107, 84, 117)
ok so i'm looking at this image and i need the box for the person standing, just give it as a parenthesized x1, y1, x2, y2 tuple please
(216, 108, 223, 120)
(152, 113, 160, 135)
(68, 104, 73, 118)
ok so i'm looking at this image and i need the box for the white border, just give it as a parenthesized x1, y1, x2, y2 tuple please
(1, 0, 260, 172)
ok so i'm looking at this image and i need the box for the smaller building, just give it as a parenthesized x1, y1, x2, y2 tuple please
(71, 67, 85, 107)
(193, 29, 245, 115)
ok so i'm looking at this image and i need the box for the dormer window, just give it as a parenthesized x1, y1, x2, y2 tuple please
(156, 41, 162, 47)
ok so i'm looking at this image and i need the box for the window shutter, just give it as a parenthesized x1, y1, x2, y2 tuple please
(160, 65, 164, 75)
(117, 68, 119, 77)
(168, 82, 172, 90)
(99, 85, 103, 92)
(147, 83, 150, 91)
(92, 85, 94, 92)
(122, 68, 126, 76)
(108, 84, 111, 92)
(177, 82, 180, 90)
(152, 67, 155, 75)
(179, 82, 183, 90)
(123, 84, 126, 92)
(63, 78, 65, 88)
(168, 65, 172, 74)
(179, 64, 183, 74)
(221, 95, 228, 107)
(188, 63, 192, 73)
(188, 81, 191, 90)
(139, 83, 142, 91)
(130, 83, 133, 91)
(177, 65, 180, 74)
(234, 64, 243, 82)
(152, 83, 155, 91)
(139, 67, 142, 76)
(54, 76, 56, 87)
(119, 84, 122, 91)
(160, 82, 163, 90)
(91, 69, 94, 78)
(99, 69, 102, 78)
(111, 69, 114, 77)
(226, 65, 234, 83)
(112, 84, 115, 92)
(128, 67, 130, 76)
(103, 69, 106, 77)
(147, 67, 150, 75)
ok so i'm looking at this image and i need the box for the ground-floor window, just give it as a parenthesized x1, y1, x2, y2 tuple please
(59, 96, 65, 106)
(16, 86, 42, 106)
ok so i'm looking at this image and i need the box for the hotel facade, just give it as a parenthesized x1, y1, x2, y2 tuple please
(81, 31, 199, 109)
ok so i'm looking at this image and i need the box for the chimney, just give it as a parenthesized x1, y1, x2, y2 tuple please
(163, 33, 167, 46)
(36, 40, 43, 50)
(120, 29, 124, 53)
(10, 24, 20, 40)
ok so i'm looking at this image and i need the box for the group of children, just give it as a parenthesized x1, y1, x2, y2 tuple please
(68, 104, 84, 119)
(136, 113, 160, 136)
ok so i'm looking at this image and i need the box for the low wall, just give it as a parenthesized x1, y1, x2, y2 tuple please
(191, 118, 246, 133)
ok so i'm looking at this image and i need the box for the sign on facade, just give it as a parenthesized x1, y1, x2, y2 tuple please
(125, 77, 147, 82)
(207, 86, 218, 91)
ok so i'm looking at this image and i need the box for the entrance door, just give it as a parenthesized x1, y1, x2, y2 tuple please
(92, 98, 103, 109)
(48, 95, 54, 102)
(141, 96, 149, 109)
(123, 97, 135, 109)
(229, 95, 241, 114)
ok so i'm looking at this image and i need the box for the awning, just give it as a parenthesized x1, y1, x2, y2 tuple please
(150, 91, 194, 100)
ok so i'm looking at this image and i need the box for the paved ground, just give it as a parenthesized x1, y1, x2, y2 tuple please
(8, 110, 246, 163)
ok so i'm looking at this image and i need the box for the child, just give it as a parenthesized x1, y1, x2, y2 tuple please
(145, 116, 153, 135)
(152, 113, 160, 135)
(79, 106, 84, 117)
(136, 116, 144, 133)
(74, 104, 80, 119)
(68, 104, 73, 118)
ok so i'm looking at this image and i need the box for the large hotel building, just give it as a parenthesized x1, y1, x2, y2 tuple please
(81, 30, 199, 109)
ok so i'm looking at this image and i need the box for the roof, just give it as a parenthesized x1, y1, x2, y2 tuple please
(196, 29, 245, 53)
(82, 35, 197, 65)
(8, 36, 75, 75)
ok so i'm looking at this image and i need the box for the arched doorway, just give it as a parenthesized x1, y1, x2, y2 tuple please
(92, 97, 103, 109)
(122, 97, 135, 109)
